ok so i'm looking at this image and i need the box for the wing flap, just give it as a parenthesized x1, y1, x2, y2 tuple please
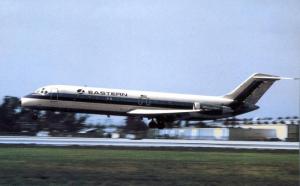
(127, 109, 201, 115)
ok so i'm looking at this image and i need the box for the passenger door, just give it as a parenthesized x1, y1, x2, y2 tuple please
(50, 88, 59, 102)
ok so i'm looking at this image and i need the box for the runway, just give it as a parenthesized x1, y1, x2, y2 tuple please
(0, 136, 298, 150)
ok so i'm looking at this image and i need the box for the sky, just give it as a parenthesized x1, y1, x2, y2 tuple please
(0, 0, 299, 123)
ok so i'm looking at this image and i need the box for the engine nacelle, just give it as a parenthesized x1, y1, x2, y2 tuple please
(195, 103, 233, 114)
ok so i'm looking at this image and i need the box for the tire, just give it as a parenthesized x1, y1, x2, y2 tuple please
(148, 120, 158, 128)
(157, 120, 165, 129)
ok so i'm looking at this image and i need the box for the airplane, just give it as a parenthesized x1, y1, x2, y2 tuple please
(21, 73, 293, 129)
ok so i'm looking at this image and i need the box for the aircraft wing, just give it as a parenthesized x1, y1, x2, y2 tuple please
(127, 109, 201, 116)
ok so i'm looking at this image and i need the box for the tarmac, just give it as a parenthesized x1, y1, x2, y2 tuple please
(0, 136, 298, 150)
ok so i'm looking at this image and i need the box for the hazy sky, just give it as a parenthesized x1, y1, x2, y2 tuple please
(0, 0, 299, 122)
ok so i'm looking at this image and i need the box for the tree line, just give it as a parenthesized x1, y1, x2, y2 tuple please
(0, 96, 148, 135)
(0, 96, 87, 133)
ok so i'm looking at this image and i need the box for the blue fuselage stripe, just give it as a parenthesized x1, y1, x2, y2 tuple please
(25, 93, 193, 109)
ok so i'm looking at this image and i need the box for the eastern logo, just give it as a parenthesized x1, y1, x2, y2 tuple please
(77, 89, 85, 94)
(77, 88, 127, 97)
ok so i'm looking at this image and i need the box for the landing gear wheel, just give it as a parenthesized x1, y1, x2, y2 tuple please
(148, 120, 158, 128)
(157, 121, 165, 129)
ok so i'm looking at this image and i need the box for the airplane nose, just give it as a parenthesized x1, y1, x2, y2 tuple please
(21, 95, 39, 108)
(21, 97, 31, 107)
(20, 97, 25, 107)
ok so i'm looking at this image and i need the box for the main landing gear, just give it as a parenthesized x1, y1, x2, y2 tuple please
(148, 119, 165, 129)
(148, 120, 157, 128)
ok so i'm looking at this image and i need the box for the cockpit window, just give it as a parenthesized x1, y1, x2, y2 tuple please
(34, 87, 48, 95)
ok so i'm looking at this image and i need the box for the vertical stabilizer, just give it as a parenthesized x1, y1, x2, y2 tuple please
(224, 73, 282, 105)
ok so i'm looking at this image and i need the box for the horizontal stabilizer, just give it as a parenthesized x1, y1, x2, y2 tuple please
(253, 75, 296, 80)
(127, 109, 201, 116)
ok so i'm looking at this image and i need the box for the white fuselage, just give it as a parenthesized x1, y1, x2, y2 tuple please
(21, 73, 284, 126)
(21, 85, 234, 120)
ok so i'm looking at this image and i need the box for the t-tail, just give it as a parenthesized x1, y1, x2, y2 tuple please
(224, 73, 293, 115)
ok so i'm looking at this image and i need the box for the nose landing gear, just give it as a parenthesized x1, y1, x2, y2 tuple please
(32, 111, 39, 120)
